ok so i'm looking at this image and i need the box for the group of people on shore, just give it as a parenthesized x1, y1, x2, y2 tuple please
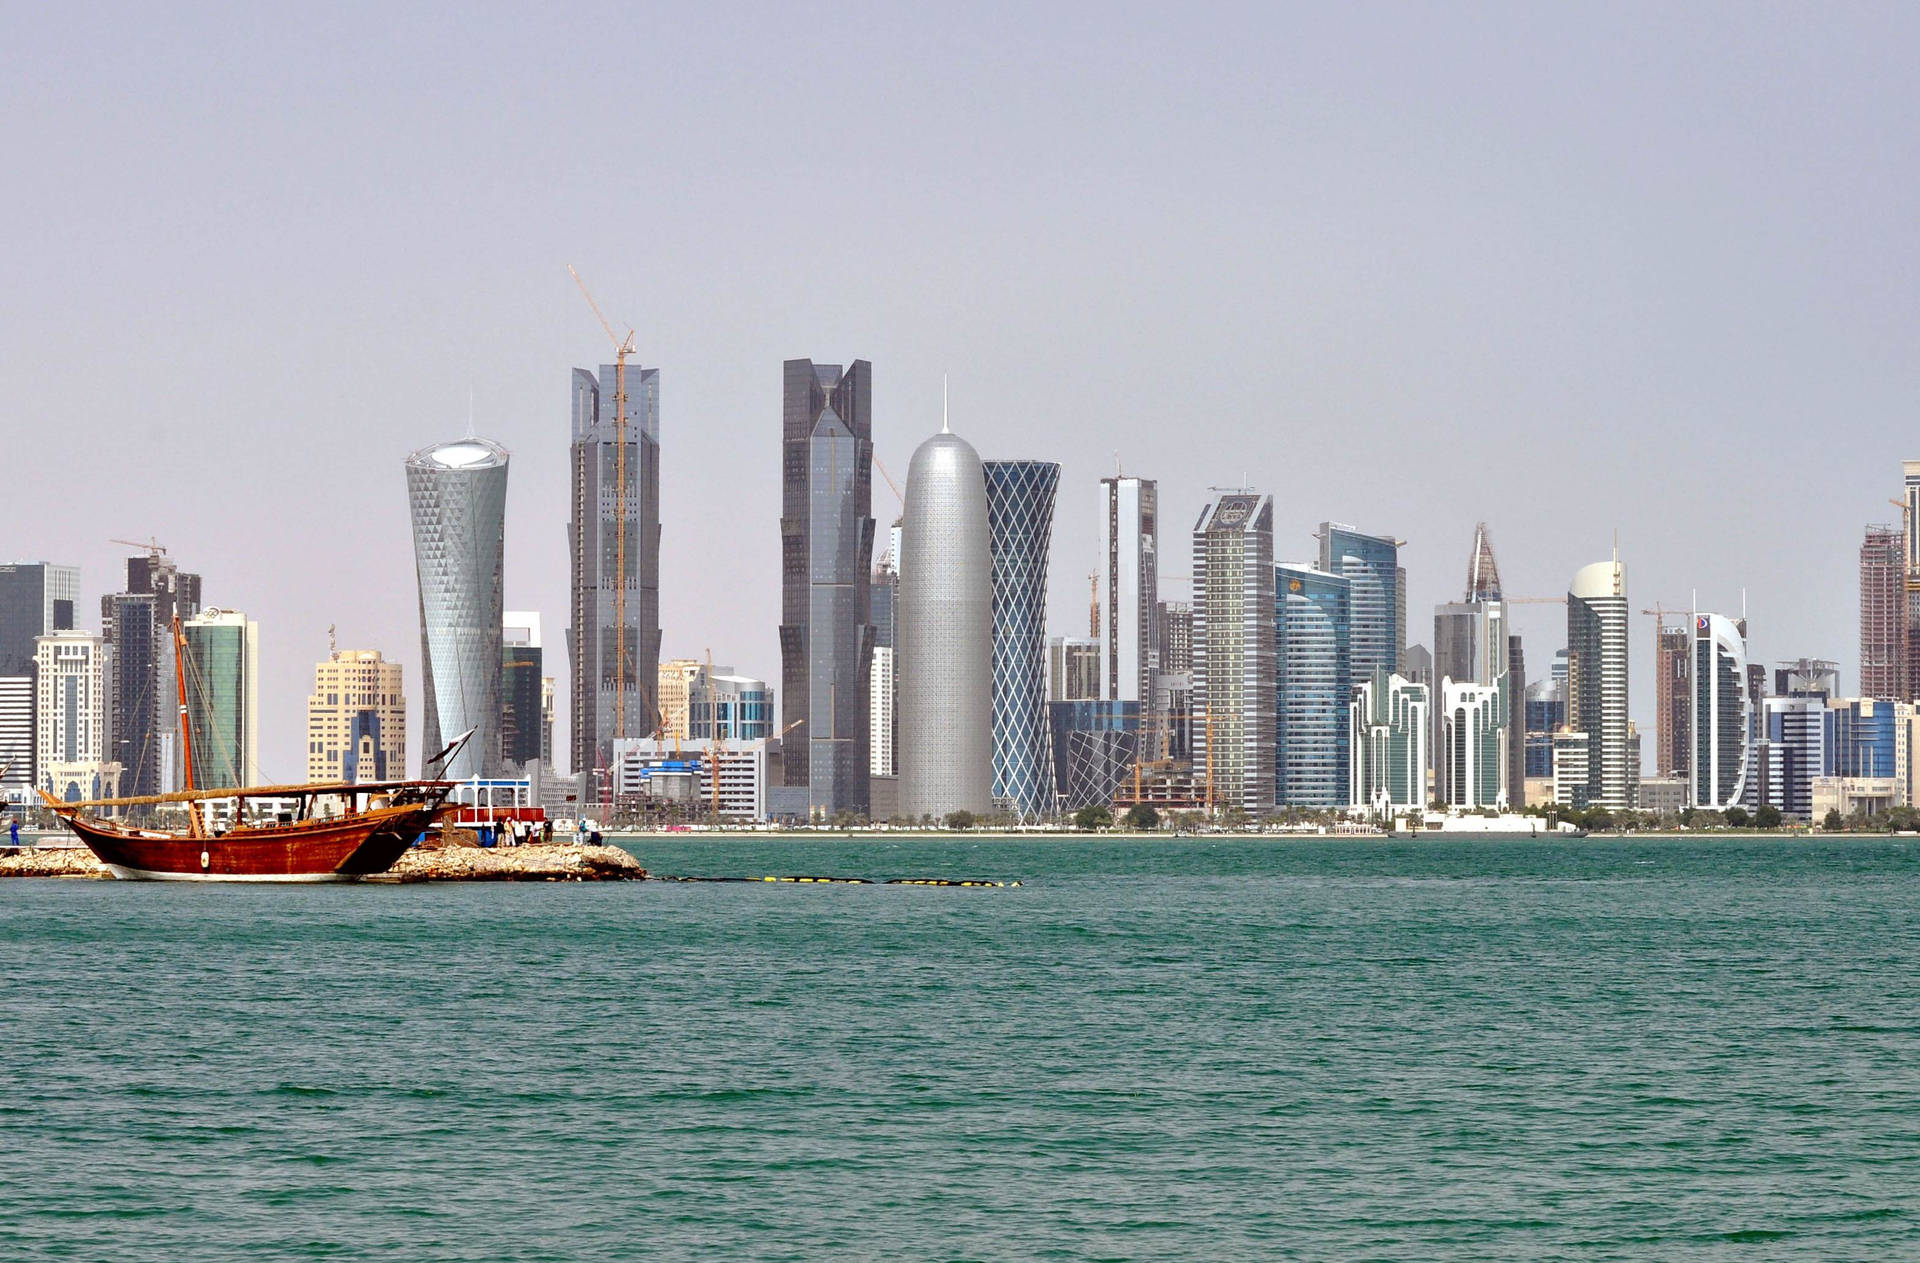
(470, 818, 607, 849)
(476, 819, 553, 848)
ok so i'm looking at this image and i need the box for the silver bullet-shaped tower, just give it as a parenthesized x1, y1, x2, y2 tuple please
(898, 428, 993, 819)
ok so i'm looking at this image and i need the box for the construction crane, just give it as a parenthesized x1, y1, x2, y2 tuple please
(873, 454, 905, 508)
(569, 265, 638, 749)
(110, 537, 168, 557)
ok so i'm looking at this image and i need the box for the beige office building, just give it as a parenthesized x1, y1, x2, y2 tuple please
(307, 649, 405, 782)
(657, 659, 703, 741)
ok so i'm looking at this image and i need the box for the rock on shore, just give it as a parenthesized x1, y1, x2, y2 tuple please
(0, 846, 110, 878)
(381, 843, 646, 882)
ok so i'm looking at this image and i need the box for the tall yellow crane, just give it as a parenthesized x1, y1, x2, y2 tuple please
(569, 266, 638, 751)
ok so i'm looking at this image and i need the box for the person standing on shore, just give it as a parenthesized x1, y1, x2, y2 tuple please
(8, 815, 18, 846)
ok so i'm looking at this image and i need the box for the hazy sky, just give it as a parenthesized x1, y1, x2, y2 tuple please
(5, 3, 1918, 777)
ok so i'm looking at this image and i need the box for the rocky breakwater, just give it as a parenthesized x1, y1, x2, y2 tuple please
(382, 842, 646, 882)
(0, 846, 110, 878)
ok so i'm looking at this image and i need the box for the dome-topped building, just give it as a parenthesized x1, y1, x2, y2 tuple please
(897, 427, 993, 820)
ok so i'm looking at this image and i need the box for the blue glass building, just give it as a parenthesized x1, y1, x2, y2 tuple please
(1832, 698, 1896, 779)
(1316, 524, 1400, 681)
(1275, 563, 1351, 807)
(985, 461, 1060, 818)
(1047, 700, 1138, 811)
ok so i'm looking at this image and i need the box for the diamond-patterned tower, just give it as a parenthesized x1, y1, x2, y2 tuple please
(985, 460, 1059, 818)
(407, 437, 508, 780)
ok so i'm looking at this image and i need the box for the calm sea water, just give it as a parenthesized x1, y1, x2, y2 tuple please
(3, 836, 1917, 1260)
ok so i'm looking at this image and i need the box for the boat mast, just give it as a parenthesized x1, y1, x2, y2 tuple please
(173, 615, 196, 792)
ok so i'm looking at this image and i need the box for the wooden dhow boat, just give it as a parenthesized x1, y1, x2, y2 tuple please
(39, 616, 464, 882)
(43, 778, 458, 881)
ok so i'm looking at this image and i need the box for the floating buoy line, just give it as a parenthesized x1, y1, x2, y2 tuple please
(651, 874, 1018, 887)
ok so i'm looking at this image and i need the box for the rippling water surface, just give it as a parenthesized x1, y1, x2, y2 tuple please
(4, 836, 1918, 1260)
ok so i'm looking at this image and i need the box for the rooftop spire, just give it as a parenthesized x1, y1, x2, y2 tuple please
(942, 374, 949, 434)
(1466, 521, 1503, 602)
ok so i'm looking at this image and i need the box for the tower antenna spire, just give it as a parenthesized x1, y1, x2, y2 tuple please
(942, 374, 949, 434)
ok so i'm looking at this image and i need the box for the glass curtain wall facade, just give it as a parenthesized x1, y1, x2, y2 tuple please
(1567, 557, 1631, 809)
(502, 611, 544, 773)
(688, 670, 774, 742)
(1691, 613, 1750, 809)
(407, 437, 508, 780)
(1275, 563, 1351, 807)
(779, 360, 874, 818)
(181, 610, 259, 790)
(1192, 493, 1276, 813)
(0, 563, 79, 675)
(570, 364, 663, 780)
(1048, 700, 1139, 810)
(1316, 524, 1401, 681)
(985, 460, 1060, 819)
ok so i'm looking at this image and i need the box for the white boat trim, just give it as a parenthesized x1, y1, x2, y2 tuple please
(104, 864, 361, 884)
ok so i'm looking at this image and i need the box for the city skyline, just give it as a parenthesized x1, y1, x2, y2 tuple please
(6, 9, 1918, 780)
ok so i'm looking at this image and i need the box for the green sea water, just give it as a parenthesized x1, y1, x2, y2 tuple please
(3, 835, 1917, 1260)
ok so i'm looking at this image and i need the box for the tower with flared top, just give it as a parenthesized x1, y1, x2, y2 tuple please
(406, 437, 508, 780)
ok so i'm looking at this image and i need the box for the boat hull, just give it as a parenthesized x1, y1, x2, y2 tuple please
(61, 803, 448, 882)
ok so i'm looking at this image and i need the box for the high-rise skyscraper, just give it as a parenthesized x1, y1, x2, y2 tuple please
(1275, 563, 1352, 807)
(656, 659, 703, 742)
(101, 551, 201, 798)
(1507, 634, 1527, 808)
(1193, 492, 1275, 813)
(1691, 613, 1750, 810)
(570, 363, 663, 780)
(779, 360, 874, 819)
(1654, 621, 1691, 778)
(307, 649, 405, 784)
(1155, 598, 1194, 763)
(0, 562, 80, 676)
(406, 437, 508, 780)
(0, 676, 30, 804)
(1, 561, 79, 799)
(1317, 523, 1401, 681)
(1433, 524, 1511, 808)
(1350, 667, 1429, 812)
(870, 555, 899, 777)
(1099, 475, 1159, 713)
(501, 611, 544, 773)
(182, 609, 259, 790)
(1048, 637, 1102, 701)
(1524, 673, 1565, 779)
(34, 630, 116, 803)
(1860, 523, 1906, 699)
(897, 428, 992, 819)
(1567, 555, 1630, 809)
(1904, 461, 1920, 700)
(985, 460, 1060, 819)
